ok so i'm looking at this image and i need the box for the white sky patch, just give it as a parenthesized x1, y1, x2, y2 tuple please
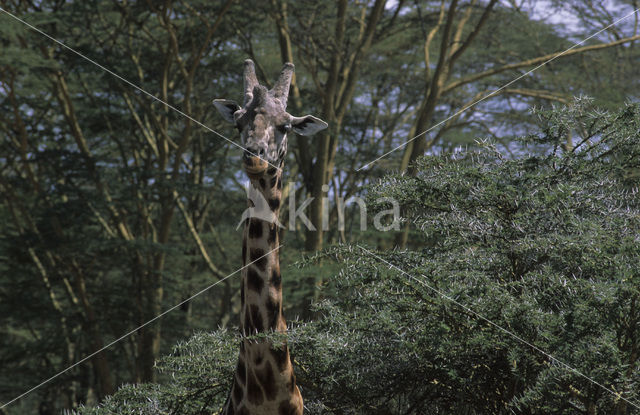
(524, 0, 636, 40)
(386, 0, 630, 39)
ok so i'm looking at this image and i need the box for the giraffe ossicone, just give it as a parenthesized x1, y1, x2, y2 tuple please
(214, 60, 327, 415)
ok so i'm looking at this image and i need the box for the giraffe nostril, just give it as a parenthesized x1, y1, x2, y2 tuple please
(245, 147, 266, 160)
(244, 146, 258, 159)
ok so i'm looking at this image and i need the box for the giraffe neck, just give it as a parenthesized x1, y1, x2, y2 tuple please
(241, 169, 285, 336)
(224, 166, 303, 415)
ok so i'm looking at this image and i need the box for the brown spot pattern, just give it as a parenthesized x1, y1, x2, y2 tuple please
(266, 296, 281, 330)
(233, 377, 243, 404)
(246, 369, 264, 405)
(271, 344, 290, 373)
(242, 238, 247, 264)
(254, 351, 263, 366)
(256, 362, 277, 400)
(244, 312, 253, 334)
(250, 304, 264, 332)
(246, 268, 264, 293)
(250, 248, 267, 270)
(268, 198, 280, 211)
(278, 399, 298, 415)
(248, 219, 263, 239)
(288, 373, 296, 393)
(270, 269, 282, 290)
(267, 224, 278, 244)
(236, 356, 246, 383)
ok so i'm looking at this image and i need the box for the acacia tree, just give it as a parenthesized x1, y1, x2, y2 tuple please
(258, 0, 640, 251)
(0, 0, 243, 410)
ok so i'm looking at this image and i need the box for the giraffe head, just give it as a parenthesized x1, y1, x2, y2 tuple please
(214, 60, 327, 180)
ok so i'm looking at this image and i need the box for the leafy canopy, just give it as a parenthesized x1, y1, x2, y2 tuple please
(77, 102, 640, 414)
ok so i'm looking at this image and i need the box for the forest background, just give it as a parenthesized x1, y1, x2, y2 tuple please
(1, 0, 639, 413)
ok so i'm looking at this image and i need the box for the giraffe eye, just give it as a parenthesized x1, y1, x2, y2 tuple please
(277, 123, 292, 134)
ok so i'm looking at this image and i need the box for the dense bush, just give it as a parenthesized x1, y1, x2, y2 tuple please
(77, 102, 639, 414)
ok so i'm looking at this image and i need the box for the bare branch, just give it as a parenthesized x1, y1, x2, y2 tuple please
(444, 34, 640, 94)
(174, 191, 226, 280)
(423, 0, 447, 83)
(501, 88, 569, 103)
(448, 0, 498, 66)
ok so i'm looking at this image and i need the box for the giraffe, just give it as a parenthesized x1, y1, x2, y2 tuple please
(213, 60, 327, 415)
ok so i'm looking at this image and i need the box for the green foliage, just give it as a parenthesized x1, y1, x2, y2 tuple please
(357, 101, 640, 413)
(74, 331, 237, 415)
(74, 103, 640, 414)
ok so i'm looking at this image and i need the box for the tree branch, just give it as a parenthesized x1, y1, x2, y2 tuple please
(423, 0, 447, 83)
(448, 0, 498, 66)
(501, 88, 569, 103)
(443, 34, 640, 94)
(174, 191, 226, 280)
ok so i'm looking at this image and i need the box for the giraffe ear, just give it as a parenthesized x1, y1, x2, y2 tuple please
(290, 115, 328, 136)
(213, 99, 241, 124)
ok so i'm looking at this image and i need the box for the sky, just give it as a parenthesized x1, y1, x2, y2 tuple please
(385, 0, 636, 40)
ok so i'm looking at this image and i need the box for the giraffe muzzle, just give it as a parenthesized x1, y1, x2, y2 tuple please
(243, 156, 268, 178)
(243, 146, 269, 177)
